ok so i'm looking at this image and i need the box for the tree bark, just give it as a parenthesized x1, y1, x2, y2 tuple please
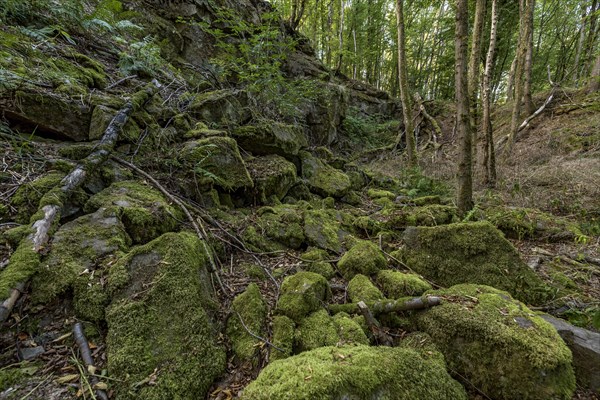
(482, 0, 499, 187)
(395, 0, 417, 167)
(588, 54, 600, 93)
(455, 0, 473, 216)
(468, 0, 486, 160)
(329, 296, 441, 315)
(522, 0, 535, 116)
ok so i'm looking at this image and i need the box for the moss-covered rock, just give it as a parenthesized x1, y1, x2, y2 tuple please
(353, 215, 382, 235)
(233, 121, 308, 158)
(414, 284, 576, 400)
(241, 345, 467, 400)
(270, 315, 296, 362)
(337, 240, 386, 279)
(399, 222, 550, 304)
(187, 89, 251, 127)
(180, 137, 253, 192)
(227, 284, 268, 365)
(367, 188, 396, 200)
(386, 204, 458, 228)
(250, 205, 305, 250)
(247, 155, 297, 204)
(304, 208, 354, 253)
(295, 309, 340, 352)
(299, 248, 335, 279)
(30, 208, 130, 321)
(89, 105, 139, 142)
(332, 312, 370, 345)
(276, 272, 331, 322)
(10, 172, 65, 224)
(347, 274, 384, 302)
(300, 151, 351, 198)
(376, 270, 432, 298)
(106, 232, 225, 399)
(85, 181, 182, 244)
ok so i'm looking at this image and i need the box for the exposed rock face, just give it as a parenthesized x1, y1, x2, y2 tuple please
(233, 122, 308, 159)
(415, 284, 576, 400)
(106, 232, 225, 399)
(246, 155, 297, 204)
(241, 345, 468, 400)
(300, 151, 351, 198)
(542, 315, 600, 391)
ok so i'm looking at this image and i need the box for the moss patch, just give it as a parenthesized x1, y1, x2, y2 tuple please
(399, 222, 551, 304)
(241, 345, 467, 400)
(414, 284, 576, 400)
(299, 248, 335, 279)
(10, 172, 65, 224)
(227, 284, 268, 365)
(332, 312, 369, 345)
(247, 155, 297, 204)
(295, 309, 340, 352)
(85, 181, 182, 244)
(386, 204, 458, 228)
(276, 272, 331, 322)
(347, 274, 384, 302)
(376, 270, 432, 298)
(300, 151, 351, 198)
(304, 208, 354, 253)
(232, 121, 307, 158)
(337, 240, 387, 279)
(106, 232, 225, 399)
(270, 315, 295, 362)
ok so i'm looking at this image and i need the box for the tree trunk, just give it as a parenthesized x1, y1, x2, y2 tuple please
(588, 54, 600, 93)
(573, 9, 588, 83)
(455, 0, 473, 216)
(395, 0, 417, 167)
(522, 0, 535, 116)
(482, 0, 498, 187)
(584, 0, 599, 75)
(468, 0, 486, 160)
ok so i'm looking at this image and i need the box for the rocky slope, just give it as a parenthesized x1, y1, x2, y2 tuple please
(0, 1, 599, 399)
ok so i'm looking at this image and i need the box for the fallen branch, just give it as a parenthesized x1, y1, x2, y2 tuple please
(73, 322, 108, 400)
(414, 92, 441, 149)
(329, 296, 441, 315)
(517, 88, 556, 132)
(357, 301, 393, 346)
(0, 83, 158, 323)
(110, 156, 226, 295)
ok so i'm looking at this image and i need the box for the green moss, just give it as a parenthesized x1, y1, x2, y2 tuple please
(241, 263, 268, 280)
(270, 315, 295, 362)
(376, 270, 432, 298)
(247, 155, 297, 204)
(10, 172, 65, 224)
(415, 284, 576, 400)
(252, 205, 305, 249)
(241, 345, 467, 400)
(106, 232, 225, 399)
(387, 205, 458, 228)
(299, 248, 335, 279)
(295, 309, 340, 352)
(332, 313, 369, 345)
(347, 274, 384, 302)
(227, 284, 268, 365)
(1, 225, 32, 247)
(276, 272, 331, 322)
(232, 122, 308, 158)
(300, 151, 351, 198)
(337, 240, 387, 279)
(304, 208, 354, 253)
(85, 181, 182, 244)
(367, 188, 396, 200)
(0, 240, 39, 298)
(353, 215, 382, 235)
(400, 222, 551, 304)
(411, 195, 442, 206)
(58, 142, 99, 160)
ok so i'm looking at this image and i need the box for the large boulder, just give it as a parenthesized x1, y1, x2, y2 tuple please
(415, 284, 576, 400)
(186, 89, 251, 127)
(338, 240, 387, 279)
(30, 208, 131, 321)
(241, 345, 467, 400)
(300, 151, 351, 198)
(246, 155, 297, 204)
(303, 208, 354, 253)
(276, 272, 331, 323)
(398, 221, 550, 304)
(106, 232, 225, 399)
(243, 205, 305, 251)
(232, 121, 307, 159)
(85, 181, 183, 244)
(542, 315, 600, 391)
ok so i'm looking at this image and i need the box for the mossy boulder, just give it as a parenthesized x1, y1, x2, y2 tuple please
(376, 270, 432, 298)
(233, 121, 308, 158)
(399, 222, 550, 304)
(270, 315, 296, 362)
(337, 240, 386, 279)
(180, 137, 253, 192)
(85, 181, 182, 244)
(386, 204, 458, 228)
(89, 105, 139, 142)
(30, 208, 131, 321)
(347, 274, 384, 302)
(299, 248, 335, 279)
(247, 155, 297, 204)
(300, 151, 351, 198)
(367, 188, 396, 200)
(248, 205, 305, 250)
(241, 345, 467, 400)
(276, 272, 331, 322)
(106, 232, 225, 399)
(227, 284, 268, 365)
(295, 309, 341, 352)
(10, 171, 65, 224)
(332, 312, 369, 345)
(187, 89, 251, 127)
(353, 215, 382, 235)
(304, 208, 354, 253)
(414, 284, 576, 400)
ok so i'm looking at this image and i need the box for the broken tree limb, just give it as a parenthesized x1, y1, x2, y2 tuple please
(110, 156, 226, 295)
(518, 88, 556, 132)
(0, 83, 158, 323)
(73, 322, 108, 400)
(414, 92, 442, 149)
(357, 301, 393, 346)
(329, 296, 441, 315)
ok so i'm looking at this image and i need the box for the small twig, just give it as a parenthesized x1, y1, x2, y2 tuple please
(235, 311, 285, 353)
(106, 75, 137, 90)
(73, 323, 108, 400)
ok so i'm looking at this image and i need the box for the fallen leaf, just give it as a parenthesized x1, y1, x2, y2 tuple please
(94, 382, 108, 390)
(56, 374, 79, 384)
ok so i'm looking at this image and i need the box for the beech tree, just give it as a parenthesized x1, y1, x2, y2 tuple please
(482, 0, 499, 186)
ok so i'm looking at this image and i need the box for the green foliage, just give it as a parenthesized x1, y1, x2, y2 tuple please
(342, 107, 399, 148)
(118, 36, 164, 77)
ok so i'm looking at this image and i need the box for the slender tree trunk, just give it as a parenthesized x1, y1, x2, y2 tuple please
(482, 0, 499, 186)
(522, 0, 535, 116)
(396, 0, 417, 167)
(468, 0, 486, 164)
(455, 0, 473, 215)
(584, 0, 599, 75)
(337, 0, 345, 71)
(588, 54, 600, 92)
(573, 8, 588, 83)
